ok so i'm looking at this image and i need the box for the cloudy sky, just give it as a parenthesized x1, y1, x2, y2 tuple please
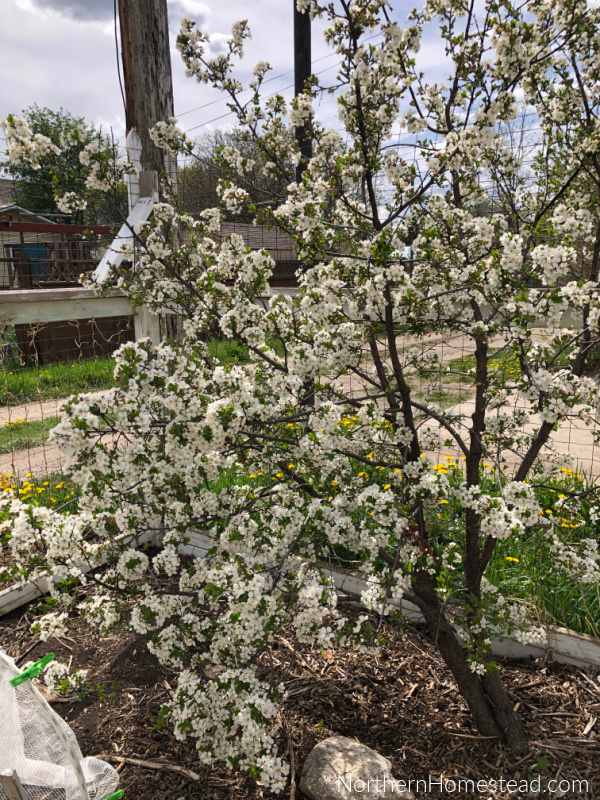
(0, 0, 454, 163)
(0, 0, 343, 145)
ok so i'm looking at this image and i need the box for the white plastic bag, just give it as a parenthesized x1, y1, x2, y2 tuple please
(0, 648, 119, 800)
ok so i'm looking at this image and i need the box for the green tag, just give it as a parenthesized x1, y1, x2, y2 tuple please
(9, 653, 55, 688)
(103, 792, 124, 800)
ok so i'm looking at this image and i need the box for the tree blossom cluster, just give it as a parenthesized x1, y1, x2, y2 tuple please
(0, 114, 137, 212)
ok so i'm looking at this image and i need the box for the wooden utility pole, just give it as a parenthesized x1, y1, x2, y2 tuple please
(116, 0, 178, 344)
(294, 3, 312, 182)
(118, 0, 176, 198)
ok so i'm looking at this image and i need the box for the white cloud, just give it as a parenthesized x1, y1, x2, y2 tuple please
(169, 0, 210, 18)
(16, 0, 112, 22)
(1, 0, 451, 155)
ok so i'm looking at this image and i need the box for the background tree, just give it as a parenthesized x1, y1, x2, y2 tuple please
(2, 104, 127, 223)
(178, 127, 295, 222)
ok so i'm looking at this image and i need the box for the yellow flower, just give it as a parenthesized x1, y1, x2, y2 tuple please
(288, 464, 295, 469)
(43, 481, 49, 486)
(383, 484, 391, 490)
(331, 480, 337, 486)
(545, 509, 552, 514)
(506, 556, 519, 563)
(440, 499, 448, 504)
(26, 472, 34, 477)
(55, 483, 64, 489)
(358, 472, 367, 477)
(366, 452, 374, 458)
(276, 472, 284, 478)
(444, 455, 455, 462)
(50, 498, 56, 503)
(249, 474, 256, 479)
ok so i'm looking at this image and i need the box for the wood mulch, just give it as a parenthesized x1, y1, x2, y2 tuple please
(1, 600, 599, 799)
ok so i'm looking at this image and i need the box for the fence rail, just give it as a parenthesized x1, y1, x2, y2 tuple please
(0, 288, 132, 326)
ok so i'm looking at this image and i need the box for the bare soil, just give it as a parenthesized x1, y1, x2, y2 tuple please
(1, 598, 599, 799)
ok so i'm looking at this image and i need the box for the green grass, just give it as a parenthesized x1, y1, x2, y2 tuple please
(0, 472, 81, 586)
(0, 416, 61, 454)
(413, 387, 471, 409)
(447, 350, 521, 384)
(206, 337, 286, 365)
(2, 356, 117, 405)
(0, 338, 285, 408)
(207, 339, 253, 365)
(426, 461, 600, 637)
(0, 471, 79, 510)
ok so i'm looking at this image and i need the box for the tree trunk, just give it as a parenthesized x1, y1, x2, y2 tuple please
(412, 571, 529, 755)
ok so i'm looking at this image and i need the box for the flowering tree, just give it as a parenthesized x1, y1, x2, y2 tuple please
(3, 0, 600, 788)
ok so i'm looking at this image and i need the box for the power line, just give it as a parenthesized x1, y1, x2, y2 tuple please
(175, 32, 383, 120)
(183, 58, 351, 134)
(113, 0, 127, 118)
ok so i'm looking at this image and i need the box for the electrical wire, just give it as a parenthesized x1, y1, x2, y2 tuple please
(183, 57, 353, 134)
(175, 31, 384, 120)
(113, 0, 127, 120)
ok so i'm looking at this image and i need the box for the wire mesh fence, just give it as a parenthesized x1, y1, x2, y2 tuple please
(1, 164, 600, 637)
(0, 220, 116, 291)
(1, 316, 134, 477)
(3, 311, 600, 634)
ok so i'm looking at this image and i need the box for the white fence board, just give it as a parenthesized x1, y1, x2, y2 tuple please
(0, 288, 132, 326)
(94, 197, 155, 283)
(0, 529, 158, 618)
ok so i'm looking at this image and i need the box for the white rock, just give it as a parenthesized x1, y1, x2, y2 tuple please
(299, 736, 415, 799)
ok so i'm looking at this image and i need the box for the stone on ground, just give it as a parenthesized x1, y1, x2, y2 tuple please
(299, 736, 415, 799)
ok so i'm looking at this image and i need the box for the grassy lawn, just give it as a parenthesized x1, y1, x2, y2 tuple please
(413, 386, 471, 408)
(0, 416, 61, 454)
(2, 357, 117, 405)
(0, 470, 78, 508)
(427, 459, 600, 637)
(207, 338, 253, 364)
(0, 338, 284, 407)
